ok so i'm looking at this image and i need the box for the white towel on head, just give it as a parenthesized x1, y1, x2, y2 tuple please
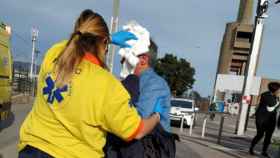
(119, 21, 151, 79)
(122, 21, 150, 56)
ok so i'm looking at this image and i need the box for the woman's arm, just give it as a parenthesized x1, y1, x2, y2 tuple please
(135, 113, 160, 139)
(262, 93, 279, 112)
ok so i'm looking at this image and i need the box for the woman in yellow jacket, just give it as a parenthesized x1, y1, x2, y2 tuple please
(18, 9, 161, 158)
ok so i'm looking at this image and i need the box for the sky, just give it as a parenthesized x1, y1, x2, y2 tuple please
(0, 0, 280, 97)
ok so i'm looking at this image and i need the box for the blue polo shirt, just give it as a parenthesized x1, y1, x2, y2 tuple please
(135, 68, 171, 131)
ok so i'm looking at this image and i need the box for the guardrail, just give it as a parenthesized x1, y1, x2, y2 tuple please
(179, 111, 229, 144)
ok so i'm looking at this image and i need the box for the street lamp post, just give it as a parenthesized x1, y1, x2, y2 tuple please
(107, 0, 120, 72)
(30, 28, 38, 96)
(30, 28, 38, 79)
(237, 0, 271, 136)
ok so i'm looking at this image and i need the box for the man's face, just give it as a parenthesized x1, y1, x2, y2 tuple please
(134, 53, 149, 76)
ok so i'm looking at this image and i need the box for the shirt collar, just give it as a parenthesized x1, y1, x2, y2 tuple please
(83, 52, 102, 66)
(140, 68, 154, 77)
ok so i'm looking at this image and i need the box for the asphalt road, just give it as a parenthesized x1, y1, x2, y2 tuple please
(2, 102, 276, 158)
(0, 103, 31, 158)
(0, 103, 207, 158)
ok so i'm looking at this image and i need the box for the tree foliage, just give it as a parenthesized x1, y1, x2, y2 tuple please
(154, 54, 195, 96)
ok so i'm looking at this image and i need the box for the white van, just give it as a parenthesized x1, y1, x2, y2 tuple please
(169, 98, 196, 127)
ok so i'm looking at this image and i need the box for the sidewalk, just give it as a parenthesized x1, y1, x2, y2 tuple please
(176, 137, 240, 158)
(177, 134, 278, 158)
(173, 114, 280, 158)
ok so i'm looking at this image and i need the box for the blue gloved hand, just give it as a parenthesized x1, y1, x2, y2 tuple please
(111, 30, 138, 48)
(153, 96, 166, 117)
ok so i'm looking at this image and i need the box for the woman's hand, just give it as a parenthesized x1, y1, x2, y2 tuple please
(111, 30, 138, 48)
(153, 96, 166, 118)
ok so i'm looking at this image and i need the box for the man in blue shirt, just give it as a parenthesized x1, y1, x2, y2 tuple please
(134, 40, 171, 132)
(104, 39, 173, 158)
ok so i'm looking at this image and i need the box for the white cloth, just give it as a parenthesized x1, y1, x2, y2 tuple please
(119, 21, 150, 79)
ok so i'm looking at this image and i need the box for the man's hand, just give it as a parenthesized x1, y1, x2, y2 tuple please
(111, 30, 138, 48)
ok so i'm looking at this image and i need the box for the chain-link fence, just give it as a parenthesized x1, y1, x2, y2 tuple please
(12, 67, 34, 95)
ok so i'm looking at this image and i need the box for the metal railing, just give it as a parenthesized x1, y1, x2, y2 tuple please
(179, 111, 229, 144)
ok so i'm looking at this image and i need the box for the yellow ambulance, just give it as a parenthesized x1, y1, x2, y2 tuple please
(0, 22, 12, 122)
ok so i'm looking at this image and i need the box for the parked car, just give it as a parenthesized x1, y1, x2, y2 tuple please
(169, 98, 197, 127)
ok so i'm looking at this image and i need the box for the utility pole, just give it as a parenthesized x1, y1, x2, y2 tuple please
(237, 0, 269, 136)
(32, 49, 40, 95)
(34, 49, 40, 78)
(107, 0, 120, 72)
(30, 28, 39, 79)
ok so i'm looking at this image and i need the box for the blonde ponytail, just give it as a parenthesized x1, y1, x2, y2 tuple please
(54, 10, 109, 88)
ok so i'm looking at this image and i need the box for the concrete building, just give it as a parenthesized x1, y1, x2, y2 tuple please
(215, 0, 255, 101)
(217, 0, 254, 75)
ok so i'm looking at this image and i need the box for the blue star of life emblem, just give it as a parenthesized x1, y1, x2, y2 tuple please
(42, 76, 68, 104)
